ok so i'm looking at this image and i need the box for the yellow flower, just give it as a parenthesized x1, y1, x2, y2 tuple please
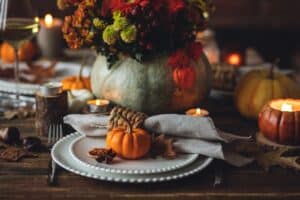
(103, 25, 119, 45)
(120, 24, 137, 43)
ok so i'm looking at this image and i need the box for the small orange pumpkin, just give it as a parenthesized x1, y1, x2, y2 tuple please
(106, 115, 151, 160)
(61, 65, 91, 90)
(0, 41, 37, 63)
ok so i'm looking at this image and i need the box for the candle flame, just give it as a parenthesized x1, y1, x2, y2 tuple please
(227, 53, 242, 66)
(94, 99, 109, 106)
(281, 103, 293, 112)
(34, 16, 39, 23)
(196, 108, 201, 115)
(45, 14, 53, 27)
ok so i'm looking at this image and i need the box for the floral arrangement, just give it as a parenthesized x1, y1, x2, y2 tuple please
(58, 0, 215, 66)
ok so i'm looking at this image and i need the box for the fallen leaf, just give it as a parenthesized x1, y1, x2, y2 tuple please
(256, 147, 300, 172)
(0, 147, 37, 162)
(150, 134, 176, 159)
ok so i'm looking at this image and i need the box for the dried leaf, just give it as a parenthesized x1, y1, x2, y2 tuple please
(150, 134, 176, 159)
(0, 147, 37, 162)
(256, 147, 300, 171)
(4, 107, 35, 120)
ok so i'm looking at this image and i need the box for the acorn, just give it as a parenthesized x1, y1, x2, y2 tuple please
(0, 127, 21, 145)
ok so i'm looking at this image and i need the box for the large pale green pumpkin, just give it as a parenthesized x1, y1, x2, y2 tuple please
(91, 54, 212, 114)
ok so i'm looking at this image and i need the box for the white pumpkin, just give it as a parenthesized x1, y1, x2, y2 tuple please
(91, 54, 212, 114)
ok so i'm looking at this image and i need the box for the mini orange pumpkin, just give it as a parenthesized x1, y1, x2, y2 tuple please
(0, 41, 37, 63)
(106, 115, 151, 160)
(61, 65, 91, 90)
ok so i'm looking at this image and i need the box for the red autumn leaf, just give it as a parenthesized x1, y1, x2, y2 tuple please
(173, 66, 196, 89)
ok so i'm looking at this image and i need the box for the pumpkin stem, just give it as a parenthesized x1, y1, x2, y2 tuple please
(269, 58, 280, 79)
(117, 114, 133, 134)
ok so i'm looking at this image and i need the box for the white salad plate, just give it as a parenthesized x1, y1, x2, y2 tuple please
(0, 61, 90, 95)
(51, 133, 213, 183)
(69, 135, 199, 174)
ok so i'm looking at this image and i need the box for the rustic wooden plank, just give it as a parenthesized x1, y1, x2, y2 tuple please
(1, 99, 300, 200)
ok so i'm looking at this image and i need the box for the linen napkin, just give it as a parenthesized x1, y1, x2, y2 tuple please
(64, 114, 253, 167)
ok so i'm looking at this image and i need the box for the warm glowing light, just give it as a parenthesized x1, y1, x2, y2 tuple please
(227, 53, 242, 66)
(34, 16, 39, 23)
(186, 108, 209, 117)
(88, 99, 109, 106)
(281, 103, 293, 112)
(45, 14, 53, 27)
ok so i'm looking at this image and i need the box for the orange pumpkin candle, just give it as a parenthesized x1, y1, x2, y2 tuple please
(258, 99, 300, 145)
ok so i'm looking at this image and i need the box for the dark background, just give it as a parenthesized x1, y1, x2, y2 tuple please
(31, 0, 300, 69)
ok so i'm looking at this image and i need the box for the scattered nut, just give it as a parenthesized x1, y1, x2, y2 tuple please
(0, 127, 21, 145)
(88, 148, 116, 164)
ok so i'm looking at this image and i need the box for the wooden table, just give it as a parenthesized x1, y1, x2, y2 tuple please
(1, 96, 300, 200)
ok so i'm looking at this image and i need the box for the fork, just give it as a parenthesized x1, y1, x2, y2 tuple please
(0, 0, 8, 31)
(47, 124, 63, 186)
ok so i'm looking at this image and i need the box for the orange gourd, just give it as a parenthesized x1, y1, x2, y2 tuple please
(61, 65, 91, 90)
(106, 115, 151, 160)
(0, 41, 37, 63)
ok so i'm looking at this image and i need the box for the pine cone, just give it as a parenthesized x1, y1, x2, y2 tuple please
(108, 106, 148, 131)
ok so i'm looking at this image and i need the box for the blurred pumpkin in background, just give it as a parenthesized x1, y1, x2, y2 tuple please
(235, 64, 300, 119)
(61, 65, 91, 91)
(0, 41, 37, 63)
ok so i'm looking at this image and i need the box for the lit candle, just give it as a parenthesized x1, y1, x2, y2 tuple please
(259, 99, 300, 145)
(37, 14, 63, 59)
(186, 108, 209, 117)
(227, 53, 242, 66)
(87, 99, 110, 113)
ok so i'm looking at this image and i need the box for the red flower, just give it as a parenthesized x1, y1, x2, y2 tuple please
(167, 50, 190, 69)
(167, 0, 185, 14)
(101, 0, 125, 16)
(186, 42, 203, 61)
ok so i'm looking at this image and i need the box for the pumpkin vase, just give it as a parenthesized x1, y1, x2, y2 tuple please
(258, 99, 300, 146)
(91, 54, 212, 114)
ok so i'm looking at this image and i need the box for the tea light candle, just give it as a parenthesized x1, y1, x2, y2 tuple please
(87, 99, 110, 113)
(37, 14, 63, 58)
(186, 108, 209, 117)
(259, 99, 300, 145)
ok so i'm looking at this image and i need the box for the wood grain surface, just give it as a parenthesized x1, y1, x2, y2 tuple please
(1, 97, 300, 200)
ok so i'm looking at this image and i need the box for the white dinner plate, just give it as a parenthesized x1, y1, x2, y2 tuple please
(52, 133, 213, 183)
(70, 135, 199, 174)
